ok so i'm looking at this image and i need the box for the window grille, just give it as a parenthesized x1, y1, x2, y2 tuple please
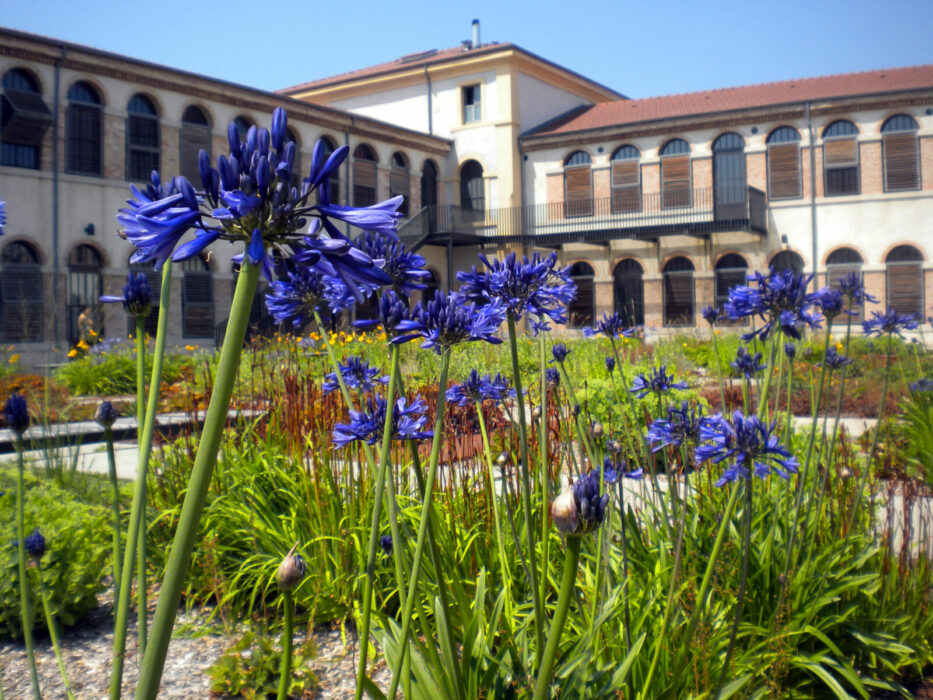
(180, 105, 211, 183)
(126, 94, 160, 181)
(611, 146, 641, 213)
(663, 257, 695, 327)
(766, 126, 802, 199)
(563, 151, 593, 217)
(881, 114, 920, 192)
(660, 139, 691, 209)
(66, 81, 102, 176)
(182, 256, 214, 338)
(0, 241, 43, 342)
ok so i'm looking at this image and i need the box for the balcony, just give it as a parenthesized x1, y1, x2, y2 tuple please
(399, 186, 766, 250)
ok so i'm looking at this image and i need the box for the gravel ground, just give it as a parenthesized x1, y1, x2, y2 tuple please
(0, 590, 391, 699)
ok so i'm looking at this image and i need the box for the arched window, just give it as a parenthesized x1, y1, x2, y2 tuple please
(0, 241, 43, 342)
(767, 126, 802, 200)
(2, 68, 52, 169)
(770, 250, 805, 274)
(611, 145, 641, 213)
(881, 115, 920, 192)
(182, 255, 214, 338)
(714, 253, 748, 322)
(233, 115, 253, 141)
(660, 139, 691, 209)
(613, 258, 644, 327)
(128, 261, 161, 336)
(712, 133, 747, 220)
(826, 248, 864, 322)
(663, 256, 695, 326)
(885, 245, 924, 317)
(352, 144, 377, 207)
(66, 81, 102, 176)
(126, 94, 160, 181)
(568, 262, 595, 328)
(822, 120, 859, 196)
(180, 105, 211, 183)
(390, 152, 410, 217)
(318, 137, 341, 205)
(67, 245, 103, 344)
(564, 150, 593, 217)
(460, 160, 484, 212)
(421, 159, 438, 232)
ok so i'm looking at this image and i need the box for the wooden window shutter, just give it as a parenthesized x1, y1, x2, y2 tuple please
(390, 169, 410, 216)
(883, 132, 920, 192)
(611, 160, 641, 213)
(886, 263, 923, 317)
(661, 155, 690, 208)
(823, 138, 858, 167)
(183, 272, 215, 338)
(767, 143, 801, 199)
(179, 124, 211, 183)
(353, 160, 377, 206)
(67, 104, 102, 175)
(664, 271, 694, 326)
(564, 166, 593, 217)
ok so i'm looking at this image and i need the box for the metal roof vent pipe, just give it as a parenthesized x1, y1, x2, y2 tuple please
(472, 19, 480, 49)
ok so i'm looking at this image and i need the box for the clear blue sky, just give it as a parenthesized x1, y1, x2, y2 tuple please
(1, 0, 931, 99)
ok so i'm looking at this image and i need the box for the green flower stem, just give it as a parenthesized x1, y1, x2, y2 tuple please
(104, 426, 122, 617)
(276, 590, 294, 700)
(110, 262, 173, 700)
(386, 350, 465, 700)
(532, 535, 582, 700)
(133, 261, 258, 700)
(506, 315, 544, 662)
(538, 335, 550, 616)
(15, 438, 41, 699)
(847, 331, 894, 535)
(713, 477, 753, 699)
(476, 403, 514, 622)
(710, 329, 728, 413)
(36, 568, 75, 700)
(616, 479, 632, 656)
(135, 299, 151, 655)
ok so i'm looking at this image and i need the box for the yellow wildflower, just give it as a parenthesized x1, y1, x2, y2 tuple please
(185, 344, 198, 351)
(88, 329, 98, 338)
(77, 339, 89, 350)
(67, 348, 78, 359)
(9, 354, 19, 364)
(836, 342, 844, 353)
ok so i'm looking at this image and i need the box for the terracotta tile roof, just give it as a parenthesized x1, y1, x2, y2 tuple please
(279, 43, 514, 94)
(526, 64, 933, 136)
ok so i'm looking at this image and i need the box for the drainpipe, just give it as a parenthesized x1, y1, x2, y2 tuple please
(423, 65, 433, 136)
(344, 122, 351, 238)
(518, 141, 527, 254)
(807, 101, 818, 289)
(52, 46, 64, 344)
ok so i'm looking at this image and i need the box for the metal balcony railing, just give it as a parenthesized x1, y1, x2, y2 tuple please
(398, 186, 767, 249)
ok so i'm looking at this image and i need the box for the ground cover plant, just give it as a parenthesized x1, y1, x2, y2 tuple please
(1, 110, 932, 700)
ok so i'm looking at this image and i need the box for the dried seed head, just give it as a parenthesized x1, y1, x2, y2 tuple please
(550, 486, 578, 535)
(276, 542, 306, 591)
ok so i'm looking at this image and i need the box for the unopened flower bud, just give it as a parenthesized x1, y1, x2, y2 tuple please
(605, 439, 621, 454)
(551, 485, 578, 534)
(25, 527, 45, 562)
(380, 535, 393, 556)
(276, 543, 306, 591)
(572, 404, 581, 418)
(496, 451, 510, 468)
(591, 421, 604, 438)
(4, 393, 29, 435)
(95, 401, 118, 428)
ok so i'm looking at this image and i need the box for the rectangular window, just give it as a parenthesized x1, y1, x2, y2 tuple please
(0, 267, 43, 342)
(179, 124, 212, 183)
(767, 143, 802, 199)
(390, 170, 410, 217)
(353, 160, 377, 207)
(661, 155, 691, 209)
(823, 138, 859, 196)
(564, 166, 593, 217)
(66, 104, 102, 176)
(663, 272, 694, 326)
(183, 273, 215, 338)
(462, 85, 481, 123)
(883, 132, 921, 192)
(611, 160, 641, 213)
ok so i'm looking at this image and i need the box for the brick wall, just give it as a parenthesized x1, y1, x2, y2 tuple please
(922, 136, 933, 191)
(860, 142, 882, 195)
(594, 167, 610, 200)
(642, 162, 660, 196)
(546, 172, 563, 219)
(747, 152, 766, 192)
(162, 124, 180, 178)
(643, 277, 662, 328)
(103, 112, 124, 180)
(693, 157, 711, 190)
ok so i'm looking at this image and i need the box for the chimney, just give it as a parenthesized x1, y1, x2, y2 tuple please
(472, 19, 480, 49)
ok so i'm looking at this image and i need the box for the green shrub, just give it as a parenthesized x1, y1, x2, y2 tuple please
(207, 630, 318, 699)
(0, 468, 110, 639)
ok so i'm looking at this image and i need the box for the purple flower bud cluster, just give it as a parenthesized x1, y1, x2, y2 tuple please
(550, 343, 571, 364)
(646, 401, 708, 452)
(446, 369, 512, 406)
(322, 357, 389, 395)
(3, 393, 29, 435)
(392, 291, 505, 353)
(819, 347, 853, 371)
(583, 312, 636, 339)
(332, 396, 433, 448)
(630, 365, 689, 399)
(725, 269, 822, 342)
(101, 272, 152, 318)
(863, 309, 920, 338)
(731, 346, 767, 378)
(264, 261, 354, 330)
(695, 411, 798, 487)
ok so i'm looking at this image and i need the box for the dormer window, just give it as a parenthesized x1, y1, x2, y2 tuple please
(462, 85, 481, 123)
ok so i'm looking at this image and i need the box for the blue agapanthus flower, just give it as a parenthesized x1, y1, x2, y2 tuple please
(101, 272, 153, 318)
(24, 527, 45, 560)
(646, 401, 707, 452)
(456, 251, 576, 334)
(702, 305, 722, 325)
(819, 347, 853, 371)
(550, 343, 571, 364)
(393, 291, 505, 353)
(4, 393, 29, 435)
(572, 471, 610, 533)
(0, 200, 6, 235)
(545, 367, 560, 387)
(264, 261, 353, 330)
(322, 357, 389, 395)
(352, 289, 419, 341)
(354, 232, 430, 296)
(117, 108, 395, 297)
(784, 342, 797, 359)
(630, 365, 689, 399)
(731, 346, 767, 378)
(695, 411, 799, 487)
(379, 535, 393, 557)
(601, 456, 644, 484)
(837, 271, 878, 308)
(446, 369, 512, 406)
(605, 356, 615, 373)
(863, 309, 920, 338)
(813, 287, 847, 321)
(95, 401, 119, 428)
(909, 377, 933, 393)
(332, 396, 432, 448)
(725, 268, 822, 341)
(583, 312, 635, 339)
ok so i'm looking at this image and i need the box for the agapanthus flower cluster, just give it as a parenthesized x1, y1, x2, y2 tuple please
(568, 471, 611, 534)
(909, 377, 933, 393)
(813, 286, 847, 321)
(354, 232, 430, 295)
(583, 312, 636, 339)
(332, 396, 432, 448)
(446, 369, 512, 406)
(702, 305, 723, 325)
(0, 200, 6, 235)
(731, 346, 767, 378)
(784, 342, 797, 359)
(95, 401, 119, 428)
(117, 108, 396, 297)
(863, 309, 920, 338)
(725, 268, 822, 341)
(101, 272, 152, 317)
(24, 527, 45, 561)
(545, 368, 560, 387)
(837, 271, 878, 308)
(264, 261, 353, 329)
(601, 456, 644, 484)
(352, 289, 415, 339)
(550, 343, 571, 364)
(819, 347, 853, 371)
(456, 252, 576, 334)
(4, 393, 29, 435)
(646, 401, 707, 452)
(379, 535, 393, 557)
(322, 357, 389, 395)
(630, 365, 689, 399)
(605, 356, 615, 373)
(394, 291, 505, 353)
(695, 411, 799, 487)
